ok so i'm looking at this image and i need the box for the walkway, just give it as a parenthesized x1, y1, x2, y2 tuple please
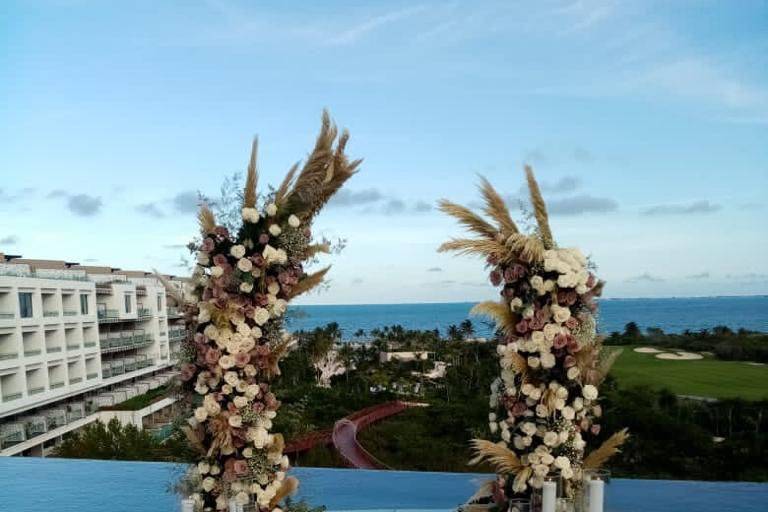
(284, 400, 427, 469)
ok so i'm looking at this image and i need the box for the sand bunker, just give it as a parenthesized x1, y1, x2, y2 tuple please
(746, 362, 766, 366)
(634, 347, 663, 354)
(655, 351, 703, 361)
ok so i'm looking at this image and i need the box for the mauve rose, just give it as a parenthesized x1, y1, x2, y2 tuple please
(564, 355, 576, 368)
(565, 317, 579, 329)
(227, 403, 238, 414)
(567, 339, 581, 353)
(255, 294, 269, 306)
(487, 255, 499, 266)
(194, 332, 206, 343)
(233, 460, 249, 475)
(512, 401, 528, 416)
(264, 393, 278, 409)
(214, 226, 229, 237)
(258, 233, 270, 244)
(529, 318, 544, 331)
(553, 333, 569, 350)
(591, 424, 601, 435)
(502, 287, 515, 298)
(489, 270, 502, 286)
(512, 264, 526, 278)
(586, 273, 596, 287)
(213, 254, 228, 266)
(202, 238, 215, 252)
(205, 348, 222, 366)
(503, 267, 515, 282)
(251, 253, 265, 267)
(180, 364, 196, 381)
(557, 290, 570, 304)
(515, 319, 528, 334)
(235, 352, 250, 367)
(251, 402, 264, 413)
(580, 418, 590, 431)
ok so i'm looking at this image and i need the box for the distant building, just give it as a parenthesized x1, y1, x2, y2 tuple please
(379, 351, 431, 363)
(0, 254, 189, 456)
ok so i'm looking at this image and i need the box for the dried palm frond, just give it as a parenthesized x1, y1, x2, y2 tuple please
(269, 476, 299, 509)
(524, 166, 554, 249)
(304, 242, 331, 260)
(583, 429, 630, 470)
(471, 301, 517, 333)
(500, 349, 527, 376)
(152, 270, 185, 305)
(506, 233, 545, 263)
(288, 111, 337, 209)
(438, 238, 508, 259)
(479, 176, 518, 237)
(181, 425, 207, 455)
(574, 342, 600, 383)
(243, 137, 259, 208)
(586, 347, 623, 386)
(275, 162, 300, 205)
(464, 479, 495, 505)
(285, 266, 331, 299)
(468, 439, 524, 474)
(437, 199, 498, 240)
(198, 204, 216, 235)
(261, 335, 295, 379)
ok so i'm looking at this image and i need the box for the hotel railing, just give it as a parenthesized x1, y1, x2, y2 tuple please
(23, 349, 42, 357)
(63, 310, 78, 317)
(84, 341, 97, 348)
(28, 387, 46, 395)
(99, 334, 153, 353)
(1, 392, 23, 402)
(66, 343, 81, 350)
(86, 372, 98, 380)
(46, 346, 62, 353)
(50, 381, 65, 390)
(43, 310, 60, 317)
(137, 308, 152, 319)
(0, 269, 89, 282)
(169, 329, 186, 340)
(0, 312, 14, 319)
(69, 377, 83, 384)
(167, 308, 182, 318)
(97, 309, 120, 323)
(0, 352, 19, 360)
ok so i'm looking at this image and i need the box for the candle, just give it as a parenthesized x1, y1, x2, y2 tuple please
(588, 477, 605, 512)
(180, 498, 195, 512)
(542, 479, 557, 512)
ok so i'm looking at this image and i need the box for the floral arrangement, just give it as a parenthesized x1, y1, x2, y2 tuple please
(178, 112, 360, 511)
(439, 167, 628, 507)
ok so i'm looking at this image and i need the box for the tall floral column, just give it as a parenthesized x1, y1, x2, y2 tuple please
(439, 168, 627, 507)
(179, 112, 360, 511)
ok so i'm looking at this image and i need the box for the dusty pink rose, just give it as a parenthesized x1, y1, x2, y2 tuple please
(591, 424, 601, 435)
(565, 317, 579, 329)
(180, 364, 196, 381)
(586, 273, 596, 288)
(234, 352, 250, 367)
(564, 355, 576, 368)
(512, 401, 528, 416)
(489, 270, 502, 286)
(553, 333, 569, 350)
(202, 238, 215, 252)
(515, 319, 529, 334)
(233, 460, 249, 475)
(205, 348, 222, 366)
(258, 233, 269, 244)
(213, 254, 228, 267)
(214, 226, 229, 238)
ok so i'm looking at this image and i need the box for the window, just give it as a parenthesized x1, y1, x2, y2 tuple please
(124, 293, 132, 313)
(80, 294, 89, 315)
(19, 292, 33, 318)
(157, 294, 162, 310)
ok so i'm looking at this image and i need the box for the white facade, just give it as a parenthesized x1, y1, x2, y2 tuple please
(0, 257, 188, 456)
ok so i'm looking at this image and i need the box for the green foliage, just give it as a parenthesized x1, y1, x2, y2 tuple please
(282, 497, 326, 512)
(55, 418, 165, 460)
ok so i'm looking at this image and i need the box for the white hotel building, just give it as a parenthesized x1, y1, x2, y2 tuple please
(0, 254, 188, 456)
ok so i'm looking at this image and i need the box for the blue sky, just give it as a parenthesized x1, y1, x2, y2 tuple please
(1, 0, 767, 304)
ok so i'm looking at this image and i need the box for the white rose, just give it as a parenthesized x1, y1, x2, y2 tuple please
(230, 245, 246, 258)
(489, 422, 498, 434)
(521, 422, 537, 436)
(288, 214, 300, 228)
(527, 356, 541, 369)
(510, 297, 523, 310)
(195, 383, 209, 395)
(234, 396, 249, 409)
(194, 407, 208, 422)
(567, 366, 580, 380)
(540, 353, 556, 369)
(553, 306, 571, 324)
(488, 412, 497, 422)
(219, 355, 235, 369)
(209, 465, 220, 475)
(543, 431, 559, 446)
(266, 203, 277, 216)
(573, 397, 584, 411)
(561, 406, 575, 420)
(269, 224, 282, 236)
(242, 207, 260, 223)
(197, 252, 210, 265)
(197, 461, 210, 474)
(529, 387, 542, 401)
(237, 258, 253, 272)
(235, 492, 249, 506)
(543, 323, 560, 341)
(210, 266, 224, 278)
(531, 331, 545, 344)
(582, 384, 598, 400)
(541, 452, 555, 465)
(245, 384, 260, 399)
(240, 281, 254, 293)
(253, 307, 270, 325)
(267, 282, 280, 295)
(202, 477, 216, 492)
(224, 371, 239, 386)
(228, 415, 243, 428)
(513, 436, 526, 450)
(536, 404, 549, 418)
(554, 456, 571, 470)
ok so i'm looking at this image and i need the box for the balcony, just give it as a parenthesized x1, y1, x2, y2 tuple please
(47, 346, 62, 353)
(23, 349, 42, 357)
(99, 334, 152, 353)
(0, 269, 89, 282)
(49, 381, 65, 390)
(69, 377, 83, 385)
(86, 372, 99, 380)
(63, 310, 78, 317)
(166, 308, 182, 319)
(169, 329, 186, 340)
(43, 310, 60, 318)
(1, 392, 23, 402)
(0, 312, 14, 320)
(0, 352, 19, 361)
(84, 341, 97, 348)
(28, 386, 46, 395)
(137, 308, 152, 320)
(97, 309, 120, 323)
(66, 343, 81, 351)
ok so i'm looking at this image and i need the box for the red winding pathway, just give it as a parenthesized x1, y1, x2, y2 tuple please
(284, 400, 426, 469)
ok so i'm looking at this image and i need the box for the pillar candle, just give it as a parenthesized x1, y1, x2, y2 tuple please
(542, 479, 557, 512)
(588, 478, 605, 512)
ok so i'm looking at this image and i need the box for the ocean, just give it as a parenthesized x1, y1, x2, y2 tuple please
(289, 296, 768, 340)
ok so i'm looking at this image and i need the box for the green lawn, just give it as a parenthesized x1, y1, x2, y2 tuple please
(609, 345, 768, 401)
